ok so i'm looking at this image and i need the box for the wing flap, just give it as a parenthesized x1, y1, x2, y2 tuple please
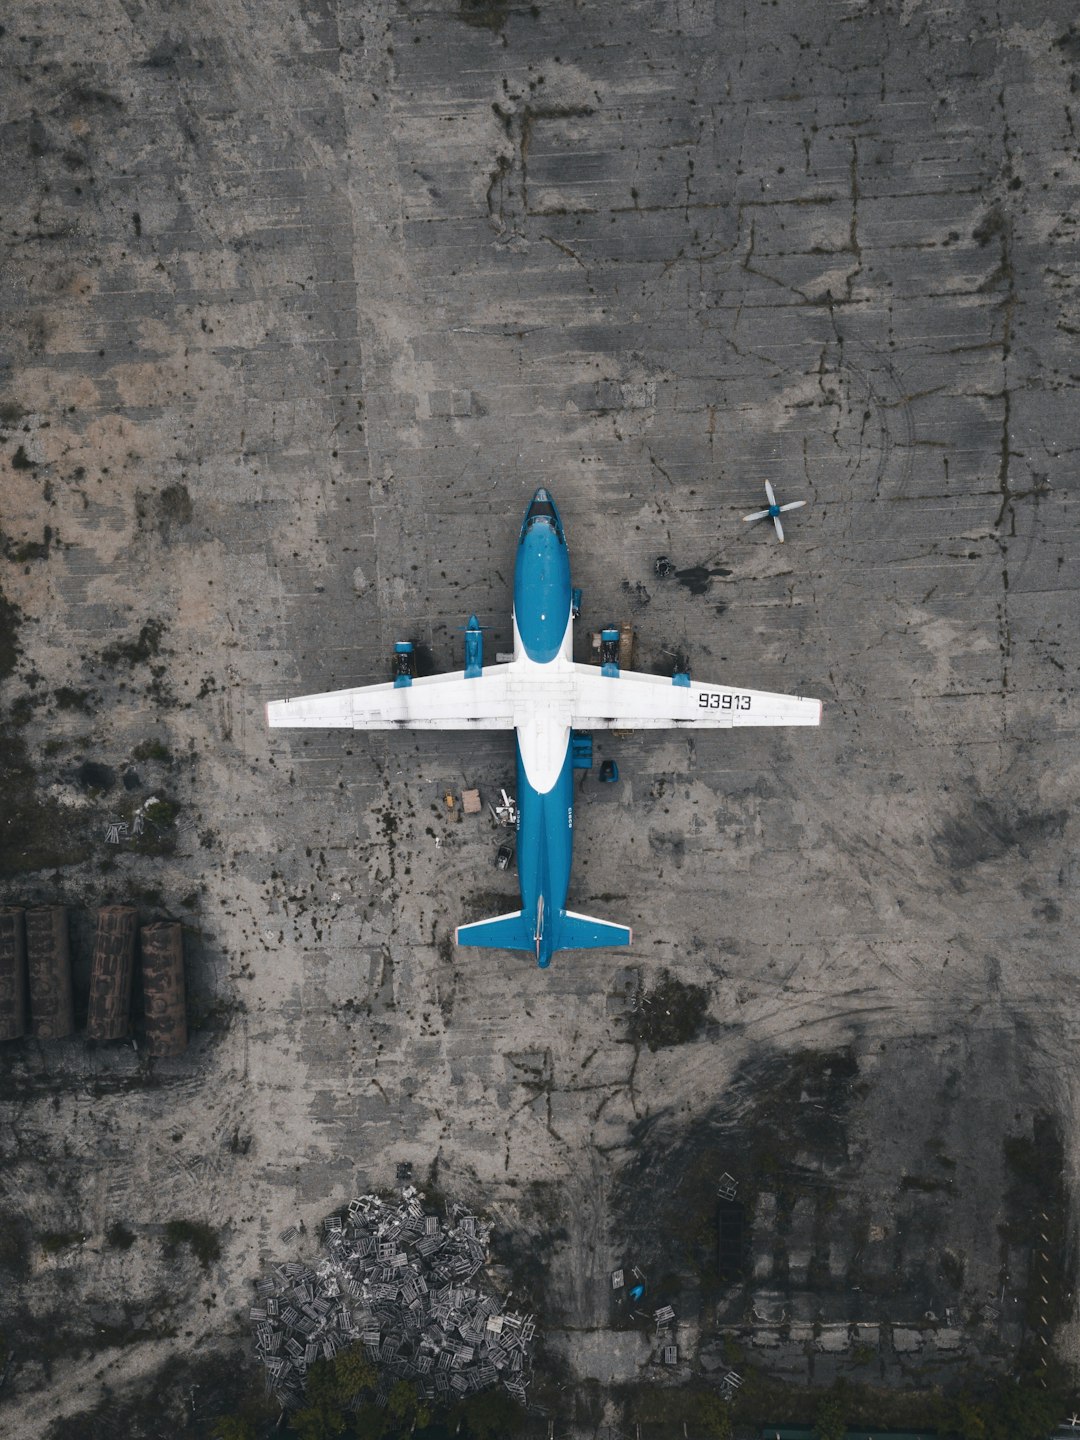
(570, 664, 821, 729)
(267, 667, 516, 731)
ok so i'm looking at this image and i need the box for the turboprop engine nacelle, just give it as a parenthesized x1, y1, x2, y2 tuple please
(393, 640, 415, 687)
(462, 614, 484, 678)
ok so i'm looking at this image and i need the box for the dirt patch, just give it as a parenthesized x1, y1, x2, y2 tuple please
(624, 970, 709, 1051)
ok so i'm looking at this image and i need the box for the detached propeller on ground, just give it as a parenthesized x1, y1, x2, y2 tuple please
(742, 480, 806, 543)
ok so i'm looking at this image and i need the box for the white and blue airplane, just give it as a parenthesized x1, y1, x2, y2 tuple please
(267, 489, 821, 968)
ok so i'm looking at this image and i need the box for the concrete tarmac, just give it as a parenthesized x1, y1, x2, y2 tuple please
(1, 1, 1078, 1433)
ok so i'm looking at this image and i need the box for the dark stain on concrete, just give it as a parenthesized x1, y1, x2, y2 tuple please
(932, 799, 1068, 873)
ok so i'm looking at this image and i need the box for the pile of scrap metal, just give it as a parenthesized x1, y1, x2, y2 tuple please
(250, 1188, 534, 1412)
(489, 789, 518, 826)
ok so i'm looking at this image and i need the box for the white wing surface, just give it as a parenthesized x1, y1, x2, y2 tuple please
(266, 668, 516, 731)
(569, 664, 821, 730)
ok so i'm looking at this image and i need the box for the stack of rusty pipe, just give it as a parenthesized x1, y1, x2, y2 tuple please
(86, 906, 138, 1042)
(139, 921, 187, 1057)
(1, 905, 187, 1053)
(26, 906, 75, 1039)
(0, 908, 27, 1040)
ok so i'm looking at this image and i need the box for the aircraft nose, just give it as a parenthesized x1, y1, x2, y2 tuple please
(523, 489, 559, 530)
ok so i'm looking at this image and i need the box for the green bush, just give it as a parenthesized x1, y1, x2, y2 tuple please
(332, 1342, 377, 1404)
(695, 1390, 733, 1439)
(132, 738, 173, 762)
(39, 1230, 85, 1254)
(933, 1370, 1070, 1440)
(212, 1420, 256, 1440)
(814, 1388, 848, 1440)
(291, 1400, 346, 1440)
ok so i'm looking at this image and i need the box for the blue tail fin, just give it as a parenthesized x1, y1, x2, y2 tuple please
(456, 910, 534, 952)
(557, 910, 633, 951)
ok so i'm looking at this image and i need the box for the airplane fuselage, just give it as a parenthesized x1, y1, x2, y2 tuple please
(510, 494, 577, 967)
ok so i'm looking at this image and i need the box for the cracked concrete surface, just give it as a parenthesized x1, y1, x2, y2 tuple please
(1, 0, 1079, 1434)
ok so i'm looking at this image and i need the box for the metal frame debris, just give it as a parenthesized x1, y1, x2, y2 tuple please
(251, 1188, 534, 1412)
(717, 1172, 738, 1200)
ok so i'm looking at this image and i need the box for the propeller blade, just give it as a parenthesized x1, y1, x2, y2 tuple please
(778, 500, 806, 513)
(773, 515, 785, 542)
(743, 509, 771, 523)
(764, 479, 777, 507)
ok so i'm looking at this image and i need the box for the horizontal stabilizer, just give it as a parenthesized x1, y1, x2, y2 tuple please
(456, 910, 534, 952)
(557, 910, 633, 951)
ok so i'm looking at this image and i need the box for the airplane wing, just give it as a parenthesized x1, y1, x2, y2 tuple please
(266, 667, 516, 730)
(569, 664, 821, 730)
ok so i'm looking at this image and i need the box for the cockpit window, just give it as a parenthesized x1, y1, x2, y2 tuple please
(526, 499, 557, 522)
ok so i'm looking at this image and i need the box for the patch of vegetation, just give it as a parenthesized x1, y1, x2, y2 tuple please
(11, 443, 35, 470)
(625, 969, 709, 1050)
(162, 1218, 222, 1270)
(105, 1221, 136, 1250)
(101, 617, 166, 667)
(0, 1209, 32, 1281)
(114, 789, 184, 852)
(7, 691, 41, 726)
(39, 1229, 86, 1253)
(0, 400, 26, 426)
(459, 0, 507, 29)
(268, 1380, 526, 1440)
(287, 1346, 380, 1439)
(612, 1356, 1073, 1438)
(0, 724, 94, 872)
(0, 588, 22, 679)
(75, 758, 116, 793)
(132, 737, 173, 763)
(813, 1384, 848, 1440)
(212, 1421, 257, 1440)
(3, 524, 53, 562)
(53, 685, 94, 712)
(931, 1354, 1073, 1440)
(143, 796, 180, 827)
(621, 1381, 737, 1437)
